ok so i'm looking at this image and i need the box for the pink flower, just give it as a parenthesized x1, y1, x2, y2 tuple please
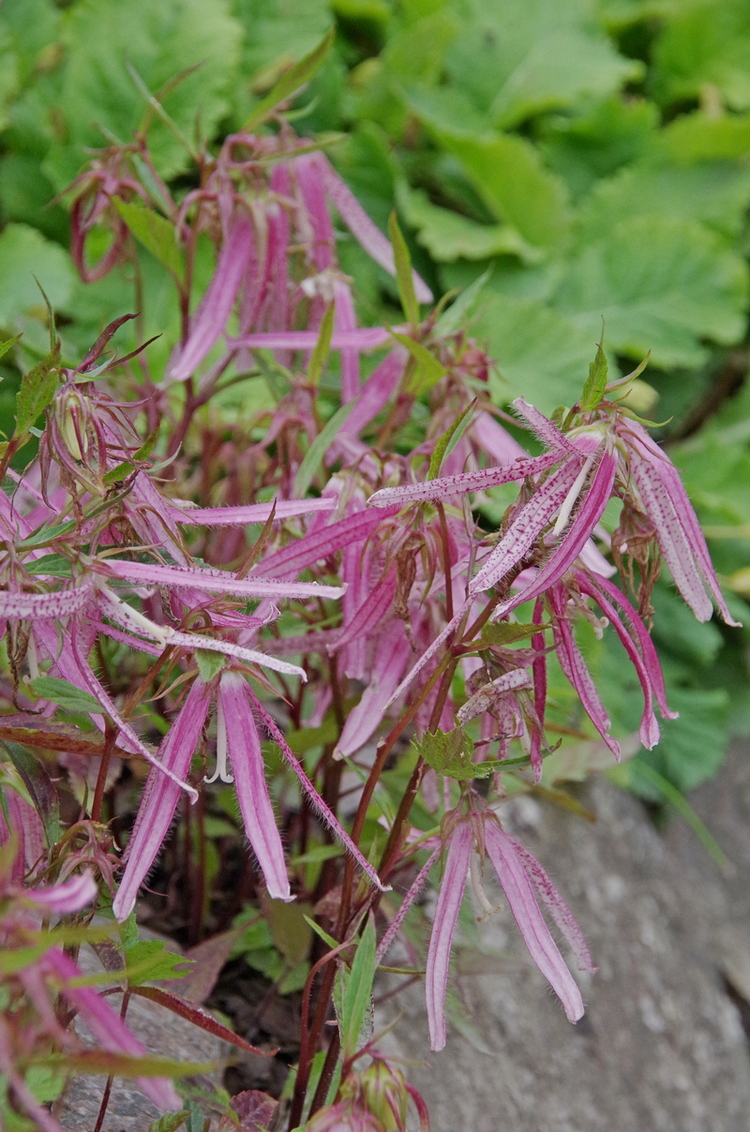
(425, 803, 594, 1051)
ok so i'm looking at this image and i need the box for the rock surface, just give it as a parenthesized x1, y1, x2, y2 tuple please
(379, 743, 750, 1132)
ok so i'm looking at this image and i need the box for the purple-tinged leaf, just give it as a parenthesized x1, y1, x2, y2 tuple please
(130, 985, 270, 1056)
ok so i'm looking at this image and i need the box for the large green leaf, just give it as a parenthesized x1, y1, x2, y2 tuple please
(0, 224, 74, 326)
(232, 0, 332, 92)
(554, 216, 749, 367)
(652, 0, 750, 111)
(638, 687, 730, 793)
(434, 130, 572, 253)
(398, 183, 541, 263)
(43, 0, 242, 189)
(474, 293, 599, 412)
(444, 0, 640, 124)
(578, 161, 750, 241)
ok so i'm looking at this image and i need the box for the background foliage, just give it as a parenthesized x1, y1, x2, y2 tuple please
(1, 0, 750, 801)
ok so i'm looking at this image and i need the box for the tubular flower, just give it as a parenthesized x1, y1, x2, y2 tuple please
(426, 802, 594, 1052)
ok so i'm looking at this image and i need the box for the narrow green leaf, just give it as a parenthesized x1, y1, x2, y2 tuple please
(243, 27, 335, 131)
(340, 916, 377, 1059)
(34, 1051, 215, 1079)
(388, 211, 419, 326)
(478, 622, 544, 647)
(307, 303, 335, 388)
(428, 400, 476, 480)
(580, 339, 608, 411)
(148, 1113, 191, 1132)
(391, 332, 447, 395)
(1, 742, 60, 847)
(303, 914, 339, 951)
(103, 460, 136, 484)
(29, 676, 102, 714)
(17, 520, 76, 549)
(294, 400, 356, 497)
(292, 844, 343, 866)
(434, 268, 493, 338)
(24, 555, 72, 577)
(0, 334, 21, 362)
(112, 199, 185, 280)
(14, 343, 60, 439)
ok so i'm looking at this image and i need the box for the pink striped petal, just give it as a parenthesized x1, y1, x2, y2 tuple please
(218, 672, 291, 901)
(512, 398, 578, 454)
(0, 578, 93, 620)
(329, 569, 398, 656)
(44, 948, 182, 1110)
(255, 508, 393, 579)
(231, 326, 393, 351)
(425, 821, 472, 1051)
(113, 679, 212, 921)
(170, 213, 254, 382)
(318, 154, 433, 304)
(333, 279, 361, 402)
(334, 625, 411, 758)
(484, 823, 585, 1023)
(337, 348, 406, 440)
(529, 598, 547, 782)
(368, 450, 561, 509)
(26, 870, 98, 914)
(548, 585, 620, 758)
(171, 497, 336, 526)
(102, 558, 345, 600)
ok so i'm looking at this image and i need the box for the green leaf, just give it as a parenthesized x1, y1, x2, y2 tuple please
(14, 342, 59, 439)
(410, 727, 476, 780)
(430, 130, 572, 253)
(0, 334, 20, 361)
(148, 1113, 191, 1132)
(112, 199, 184, 280)
(434, 267, 494, 338)
(303, 913, 338, 950)
(264, 899, 314, 968)
(652, 0, 750, 111)
(307, 303, 334, 388)
(243, 26, 334, 130)
(474, 293, 598, 413)
(23, 554, 71, 577)
(580, 340, 608, 411)
(388, 210, 419, 326)
(0, 224, 74, 324)
(294, 400, 356, 497)
(28, 676, 102, 715)
(391, 333, 447, 396)
(397, 184, 540, 265)
(477, 622, 542, 647)
(636, 686, 730, 793)
(121, 939, 193, 986)
(16, 520, 76, 549)
(35, 1051, 215, 1079)
(655, 109, 750, 163)
(555, 216, 749, 368)
(340, 916, 377, 1059)
(1, 742, 59, 848)
(44, 0, 243, 188)
(428, 400, 475, 480)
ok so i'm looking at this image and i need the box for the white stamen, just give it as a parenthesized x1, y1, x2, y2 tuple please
(470, 851, 502, 921)
(205, 696, 234, 784)
(552, 454, 596, 537)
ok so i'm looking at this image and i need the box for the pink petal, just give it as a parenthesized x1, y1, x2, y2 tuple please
(0, 578, 93, 620)
(170, 213, 254, 382)
(318, 154, 433, 304)
(548, 585, 620, 758)
(512, 398, 578, 454)
(231, 326, 393, 351)
(334, 624, 411, 758)
(337, 348, 406, 441)
(218, 672, 291, 901)
(255, 508, 393, 579)
(102, 558, 345, 600)
(484, 823, 584, 1023)
(44, 948, 182, 1110)
(112, 679, 211, 920)
(171, 497, 336, 526)
(377, 844, 442, 963)
(529, 598, 547, 782)
(368, 450, 561, 508)
(27, 870, 98, 914)
(329, 569, 398, 656)
(333, 279, 361, 402)
(425, 820, 472, 1051)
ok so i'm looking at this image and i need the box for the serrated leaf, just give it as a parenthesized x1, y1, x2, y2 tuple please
(428, 400, 475, 480)
(340, 916, 377, 1059)
(120, 939, 193, 986)
(478, 622, 542, 646)
(195, 649, 226, 683)
(243, 26, 334, 130)
(580, 341, 608, 411)
(14, 342, 60, 439)
(555, 216, 749, 367)
(307, 303, 334, 388)
(112, 198, 184, 280)
(294, 400, 355, 497)
(29, 676, 102, 714)
(388, 210, 419, 326)
(391, 332, 447, 395)
(148, 1113, 190, 1132)
(397, 184, 539, 265)
(410, 727, 476, 779)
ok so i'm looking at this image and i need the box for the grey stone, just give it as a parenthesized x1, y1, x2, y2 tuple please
(378, 744, 750, 1132)
(58, 936, 224, 1132)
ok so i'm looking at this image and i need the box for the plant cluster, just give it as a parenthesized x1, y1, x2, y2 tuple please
(0, 3, 747, 1130)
